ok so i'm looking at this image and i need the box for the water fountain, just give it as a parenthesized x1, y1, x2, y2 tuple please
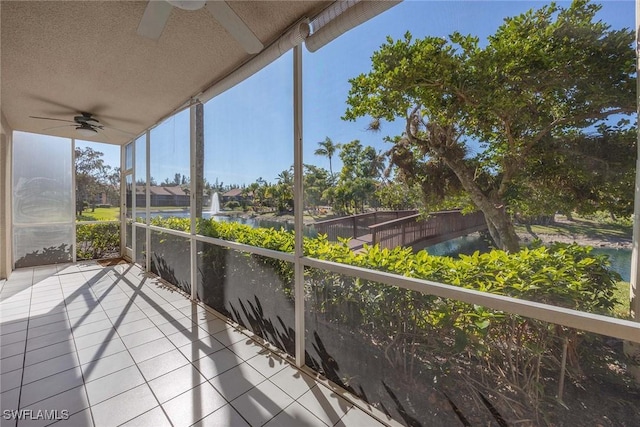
(210, 192, 221, 215)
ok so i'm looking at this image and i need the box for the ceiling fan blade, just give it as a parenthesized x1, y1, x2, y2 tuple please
(137, 0, 173, 40)
(206, 1, 263, 54)
(41, 124, 75, 131)
(30, 116, 76, 123)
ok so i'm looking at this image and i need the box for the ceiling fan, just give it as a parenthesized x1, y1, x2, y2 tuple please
(30, 112, 115, 137)
(137, 0, 264, 54)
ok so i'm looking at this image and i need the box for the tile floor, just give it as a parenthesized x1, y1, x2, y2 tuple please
(0, 262, 394, 427)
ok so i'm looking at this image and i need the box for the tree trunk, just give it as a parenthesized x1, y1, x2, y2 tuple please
(483, 204, 520, 252)
(405, 121, 521, 252)
(442, 155, 520, 252)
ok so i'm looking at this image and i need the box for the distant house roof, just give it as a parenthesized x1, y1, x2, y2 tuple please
(164, 186, 187, 196)
(223, 188, 243, 197)
(136, 185, 188, 196)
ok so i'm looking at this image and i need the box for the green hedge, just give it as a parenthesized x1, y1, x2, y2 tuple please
(151, 216, 619, 313)
(76, 222, 120, 260)
(150, 216, 623, 409)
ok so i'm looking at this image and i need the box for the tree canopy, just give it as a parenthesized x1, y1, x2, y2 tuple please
(325, 140, 385, 214)
(344, 0, 635, 251)
(75, 147, 119, 215)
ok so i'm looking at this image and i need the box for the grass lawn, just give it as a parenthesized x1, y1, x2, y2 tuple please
(514, 214, 632, 241)
(76, 207, 120, 221)
(613, 281, 631, 319)
(77, 206, 195, 222)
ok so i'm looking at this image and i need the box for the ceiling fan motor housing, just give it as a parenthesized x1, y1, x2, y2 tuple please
(166, 0, 206, 11)
(76, 123, 98, 136)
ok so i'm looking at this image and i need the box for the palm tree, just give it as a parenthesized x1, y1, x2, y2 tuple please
(314, 137, 341, 176)
(276, 169, 293, 185)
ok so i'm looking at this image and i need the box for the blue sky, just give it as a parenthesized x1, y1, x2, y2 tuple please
(80, 0, 635, 187)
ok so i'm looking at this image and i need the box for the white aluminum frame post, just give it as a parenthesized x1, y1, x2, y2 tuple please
(293, 44, 305, 367)
(624, 0, 640, 380)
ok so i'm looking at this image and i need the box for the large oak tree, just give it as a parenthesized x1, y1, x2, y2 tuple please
(343, 0, 635, 251)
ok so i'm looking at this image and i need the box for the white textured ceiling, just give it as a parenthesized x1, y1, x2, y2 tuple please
(1, 0, 329, 145)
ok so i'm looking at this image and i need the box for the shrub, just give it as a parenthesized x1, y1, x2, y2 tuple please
(76, 222, 120, 260)
(225, 200, 240, 210)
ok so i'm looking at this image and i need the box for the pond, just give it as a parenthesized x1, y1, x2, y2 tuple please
(590, 247, 632, 282)
(423, 233, 632, 282)
(147, 210, 318, 237)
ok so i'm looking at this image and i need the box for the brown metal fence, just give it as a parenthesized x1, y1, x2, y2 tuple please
(313, 210, 417, 241)
(370, 210, 487, 250)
